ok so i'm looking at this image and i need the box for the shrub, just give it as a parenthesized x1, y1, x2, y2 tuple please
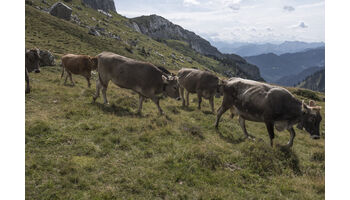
(293, 89, 321, 101)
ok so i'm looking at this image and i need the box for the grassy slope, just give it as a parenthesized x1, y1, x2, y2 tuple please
(26, 1, 325, 199)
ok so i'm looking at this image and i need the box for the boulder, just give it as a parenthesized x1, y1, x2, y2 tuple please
(49, 2, 72, 21)
(39, 50, 55, 66)
(88, 28, 100, 36)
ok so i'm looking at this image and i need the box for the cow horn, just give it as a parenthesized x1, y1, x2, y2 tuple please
(301, 100, 307, 112)
(162, 75, 169, 83)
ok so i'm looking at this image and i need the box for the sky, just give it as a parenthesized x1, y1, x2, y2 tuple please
(115, 0, 324, 44)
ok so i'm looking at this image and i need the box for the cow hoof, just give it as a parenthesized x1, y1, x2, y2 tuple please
(25, 90, 30, 94)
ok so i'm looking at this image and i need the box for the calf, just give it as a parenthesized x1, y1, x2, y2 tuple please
(93, 52, 180, 115)
(61, 54, 98, 87)
(177, 68, 224, 113)
(25, 48, 41, 93)
(215, 77, 322, 148)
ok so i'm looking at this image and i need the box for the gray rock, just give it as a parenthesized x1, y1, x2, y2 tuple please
(49, 2, 72, 21)
(71, 14, 81, 25)
(97, 9, 112, 17)
(75, 6, 82, 10)
(82, 0, 116, 12)
(88, 28, 100, 36)
(39, 50, 55, 66)
(42, 0, 49, 5)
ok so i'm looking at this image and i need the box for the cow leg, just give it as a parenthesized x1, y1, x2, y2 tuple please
(68, 72, 75, 86)
(239, 117, 255, 139)
(209, 96, 215, 113)
(137, 94, 144, 114)
(85, 73, 91, 88)
(93, 79, 101, 102)
(101, 82, 109, 105)
(64, 73, 68, 85)
(197, 92, 202, 110)
(185, 90, 190, 106)
(265, 122, 275, 147)
(25, 68, 30, 94)
(151, 97, 164, 115)
(229, 107, 235, 119)
(215, 105, 230, 129)
(180, 87, 185, 107)
(286, 127, 296, 148)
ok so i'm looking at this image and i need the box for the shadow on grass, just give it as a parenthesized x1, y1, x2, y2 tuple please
(92, 102, 141, 117)
(201, 110, 214, 115)
(178, 106, 195, 112)
(215, 129, 245, 144)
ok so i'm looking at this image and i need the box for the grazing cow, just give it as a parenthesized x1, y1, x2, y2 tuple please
(25, 48, 41, 93)
(93, 52, 180, 115)
(177, 68, 224, 113)
(61, 54, 98, 88)
(215, 77, 322, 148)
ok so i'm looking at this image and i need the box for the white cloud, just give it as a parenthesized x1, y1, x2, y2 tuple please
(283, 6, 295, 12)
(117, 0, 325, 43)
(184, 0, 200, 6)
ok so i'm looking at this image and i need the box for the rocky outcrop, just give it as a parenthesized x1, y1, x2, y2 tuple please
(49, 2, 72, 21)
(82, 0, 116, 12)
(130, 14, 264, 81)
(131, 15, 223, 59)
(39, 50, 55, 66)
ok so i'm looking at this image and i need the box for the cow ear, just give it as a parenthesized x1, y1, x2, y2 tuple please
(309, 100, 316, 107)
(162, 75, 169, 84)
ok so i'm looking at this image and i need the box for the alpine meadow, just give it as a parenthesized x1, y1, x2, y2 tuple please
(25, 0, 325, 199)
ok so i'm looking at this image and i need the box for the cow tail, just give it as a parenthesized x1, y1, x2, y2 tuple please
(98, 72, 107, 88)
(60, 64, 65, 79)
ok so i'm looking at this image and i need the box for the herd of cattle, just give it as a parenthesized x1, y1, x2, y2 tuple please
(25, 48, 322, 148)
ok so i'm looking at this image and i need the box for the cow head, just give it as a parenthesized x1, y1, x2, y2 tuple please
(215, 79, 227, 98)
(162, 75, 181, 100)
(26, 48, 41, 73)
(89, 56, 98, 71)
(297, 100, 322, 139)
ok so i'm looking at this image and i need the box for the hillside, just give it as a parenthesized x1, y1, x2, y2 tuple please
(276, 66, 324, 87)
(130, 14, 263, 81)
(297, 69, 325, 92)
(25, 0, 325, 199)
(245, 47, 325, 82)
(214, 41, 325, 56)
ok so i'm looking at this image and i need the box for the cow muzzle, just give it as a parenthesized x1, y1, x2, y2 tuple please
(176, 97, 181, 101)
(34, 69, 40, 73)
(311, 135, 320, 140)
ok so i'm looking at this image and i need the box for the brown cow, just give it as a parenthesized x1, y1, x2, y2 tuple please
(61, 54, 98, 88)
(25, 48, 41, 93)
(215, 77, 322, 148)
(93, 52, 180, 115)
(177, 68, 224, 113)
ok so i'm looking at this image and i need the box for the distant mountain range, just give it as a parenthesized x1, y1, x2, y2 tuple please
(275, 66, 324, 87)
(244, 47, 325, 83)
(212, 41, 325, 57)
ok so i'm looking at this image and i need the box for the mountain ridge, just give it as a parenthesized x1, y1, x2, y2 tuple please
(245, 47, 325, 82)
(213, 41, 325, 57)
(130, 14, 264, 81)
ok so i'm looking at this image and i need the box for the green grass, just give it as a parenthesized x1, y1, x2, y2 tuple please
(26, 1, 325, 199)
